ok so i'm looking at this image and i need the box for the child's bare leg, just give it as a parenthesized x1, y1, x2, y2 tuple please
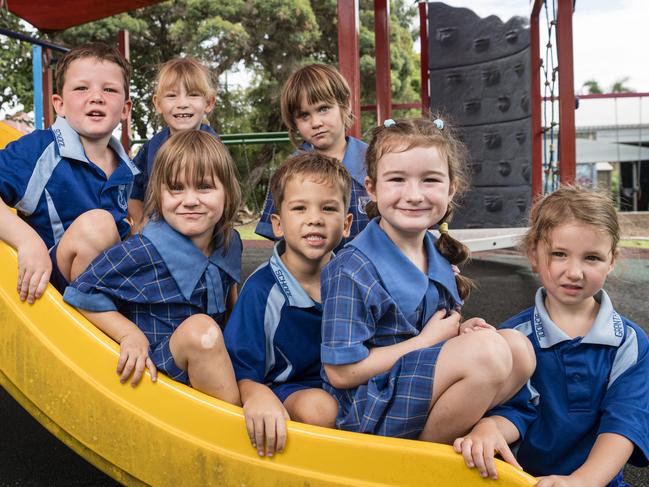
(419, 331, 512, 444)
(56, 209, 120, 281)
(492, 329, 536, 405)
(169, 314, 241, 405)
(283, 388, 338, 428)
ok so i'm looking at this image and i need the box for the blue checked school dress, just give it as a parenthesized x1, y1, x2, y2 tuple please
(320, 218, 461, 438)
(64, 219, 241, 385)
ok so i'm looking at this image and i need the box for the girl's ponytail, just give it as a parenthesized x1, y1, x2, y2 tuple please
(434, 210, 472, 300)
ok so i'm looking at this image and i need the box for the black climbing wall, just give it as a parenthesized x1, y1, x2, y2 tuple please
(427, 2, 531, 228)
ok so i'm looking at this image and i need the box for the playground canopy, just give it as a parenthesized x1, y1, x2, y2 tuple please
(2, 0, 164, 31)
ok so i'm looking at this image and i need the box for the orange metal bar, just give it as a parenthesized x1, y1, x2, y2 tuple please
(337, 0, 361, 137)
(374, 0, 391, 125)
(556, 0, 576, 185)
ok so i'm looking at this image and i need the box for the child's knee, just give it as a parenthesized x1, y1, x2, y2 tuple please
(292, 391, 338, 427)
(177, 314, 225, 354)
(498, 329, 536, 378)
(65, 209, 120, 250)
(464, 332, 513, 383)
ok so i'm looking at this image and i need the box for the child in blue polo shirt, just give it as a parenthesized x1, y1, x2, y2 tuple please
(128, 57, 219, 229)
(64, 131, 241, 405)
(321, 118, 536, 442)
(226, 153, 353, 457)
(0, 42, 137, 302)
(454, 186, 649, 486)
(255, 64, 369, 249)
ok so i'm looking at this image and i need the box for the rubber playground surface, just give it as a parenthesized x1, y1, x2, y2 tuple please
(2, 241, 648, 485)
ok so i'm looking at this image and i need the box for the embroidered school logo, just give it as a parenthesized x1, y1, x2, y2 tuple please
(533, 311, 545, 339)
(612, 312, 624, 338)
(274, 268, 292, 297)
(357, 196, 371, 215)
(117, 184, 128, 211)
(53, 128, 65, 148)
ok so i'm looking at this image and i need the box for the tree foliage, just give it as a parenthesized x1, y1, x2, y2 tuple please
(0, 13, 36, 113)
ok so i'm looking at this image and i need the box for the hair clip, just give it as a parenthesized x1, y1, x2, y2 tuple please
(433, 118, 445, 130)
(383, 118, 396, 128)
(438, 222, 449, 235)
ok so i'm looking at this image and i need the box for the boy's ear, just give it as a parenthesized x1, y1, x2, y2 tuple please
(270, 213, 284, 239)
(342, 213, 353, 238)
(204, 95, 216, 115)
(365, 176, 377, 202)
(52, 93, 65, 117)
(152, 95, 161, 114)
(121, 98, 133, 121)
(528, 248, 540, 273)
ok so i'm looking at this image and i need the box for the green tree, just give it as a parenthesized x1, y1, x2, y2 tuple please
(582, 79, 603, 95)
(610, 76, 632, 93)
(0, 12, 36, 113)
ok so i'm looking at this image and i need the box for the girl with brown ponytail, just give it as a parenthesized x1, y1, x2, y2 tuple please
(320, 117, 536, 444)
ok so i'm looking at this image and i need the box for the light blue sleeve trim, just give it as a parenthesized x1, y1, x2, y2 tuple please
(15, 141, 58, 216)
(63, 286, 118, 312)
(44, 189, 64, 244)
(609, 326, 639, 387)
(321, 343, 369, 365)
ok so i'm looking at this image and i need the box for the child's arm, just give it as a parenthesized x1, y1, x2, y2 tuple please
(77, 309, 157, 386)
(127, 199, 145, 233)
(0, 198, 51, 303)
(238, 379, 290, 457)
(536, 433, 634, 487)
(453, 416, 522, 480)
(324, 309, 460, 389)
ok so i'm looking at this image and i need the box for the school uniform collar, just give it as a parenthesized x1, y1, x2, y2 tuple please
(300, 136, 366, 187)
(269, 240, 318, 309)
(143, 219, 241, 314)
(147, 124, 218, 166)
(349, 218, 461, 318)
(51, 116, 139, 176)
(532, 288, 624, 348)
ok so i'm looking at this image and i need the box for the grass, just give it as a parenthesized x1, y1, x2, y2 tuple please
(620, 239, 649, 249)
(234, 220, 265, 240)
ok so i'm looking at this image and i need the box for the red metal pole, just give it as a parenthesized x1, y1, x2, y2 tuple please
(418, 1, 429, 118)
(556, 0, 576, 185)
(531, 0, 542, 196)
(374, 0, 391, 125)
(118, 29, 131, 153)
(42, 49, 54, 128)
(337, 0, 361, 138)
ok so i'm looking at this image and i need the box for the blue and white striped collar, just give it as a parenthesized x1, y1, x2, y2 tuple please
(269, 240, 319, 308)
(533, 288, 624, 348)
(51, 116, 139, 175)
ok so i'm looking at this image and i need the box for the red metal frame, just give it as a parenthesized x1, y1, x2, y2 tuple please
(41, 49, 54, 128)
(578, 92, 649, 100)
(556, 0, 576, 185)
(418, 2, 429, 118)
(118, 29, 131, 152)
(337, 0, 361, 138)
(374, 0, 392, 124)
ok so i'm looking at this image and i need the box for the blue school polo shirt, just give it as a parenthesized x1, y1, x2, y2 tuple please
(321, 218, 461, 366)
(224, 240, 323, 397)
(255, 136, 370, 249)
(64, 218, 241, 333)
(130, 124, 219, 201)
(0, 117, 138, 249)
(489, 288, 649, 482)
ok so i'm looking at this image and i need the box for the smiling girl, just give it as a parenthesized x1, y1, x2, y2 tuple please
(64, 131, 241, 404)
(129, 57, 219, 228)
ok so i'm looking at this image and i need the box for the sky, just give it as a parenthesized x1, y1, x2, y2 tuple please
(439, 0, 649, 126)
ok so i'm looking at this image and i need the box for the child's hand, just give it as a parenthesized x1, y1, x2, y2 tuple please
(17, 239, 51, 304)
(418, 309, 461, 346)
(459, 317, 496, 334)
(536, 475, 589, 487)
(453, 418, 521, 480)
(243, 388, 291, 457)
(117, 330, 157, 386)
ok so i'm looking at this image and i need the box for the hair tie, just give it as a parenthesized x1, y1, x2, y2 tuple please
(439, 222, 448, 235)
(383, 118, 396, 128)
(433, 118, 445, 130)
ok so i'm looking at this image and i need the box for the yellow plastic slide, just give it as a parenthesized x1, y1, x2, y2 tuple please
(0, 127, 536, 486)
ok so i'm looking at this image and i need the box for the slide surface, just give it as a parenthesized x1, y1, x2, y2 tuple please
(0, 126, 536, 486)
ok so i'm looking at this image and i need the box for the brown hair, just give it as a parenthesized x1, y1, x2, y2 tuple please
(143, 130, 241, 251)
(280, 64, 353, 147)
(55, 42, 131, 97)
(365, 116, 472, 299)
(154, 57, 217, 105)
(522, 185, 620, 260)
(270, 152, 352, 212)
